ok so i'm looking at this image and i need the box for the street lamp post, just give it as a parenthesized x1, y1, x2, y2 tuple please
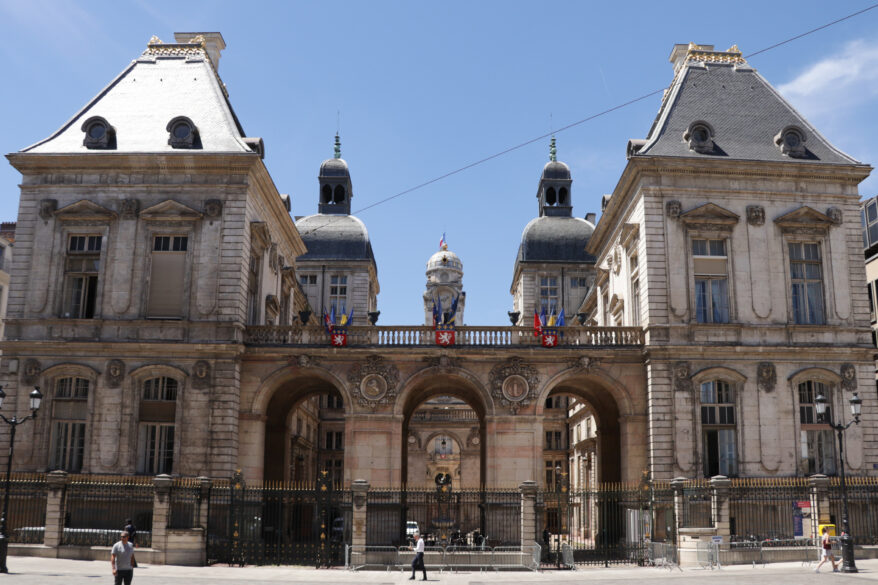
(554, 465, 569, 569)
(0, 386, 43, 574)
(815, 389, 862, 574)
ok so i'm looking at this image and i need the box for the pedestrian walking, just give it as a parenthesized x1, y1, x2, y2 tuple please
(124, 518, 137, 547)
(409, 531, 427, 581)
(111, 530, 136, 585)
(815, 526, 838, 573)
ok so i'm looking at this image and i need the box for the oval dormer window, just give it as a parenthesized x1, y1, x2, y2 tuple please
(683, 121, 715, 155)
(166, 116, 199, 149)
(775, 126, 807, 158)
(81, 116, 115, 149)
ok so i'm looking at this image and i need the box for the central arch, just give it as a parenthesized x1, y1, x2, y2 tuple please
(396, 367, 493, 487)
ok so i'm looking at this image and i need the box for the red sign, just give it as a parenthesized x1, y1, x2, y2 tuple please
(541, 332, 558, 347)
(331, 332, 347, 346)
(435, 329, 455, 346)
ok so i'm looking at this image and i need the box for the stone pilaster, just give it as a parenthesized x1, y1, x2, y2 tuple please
(519, 480, 538, 546)
(670, 477, 686, 539)
(351, 479, 369, 548)
(44, 470, 68, 549)
(151, 474, 172, 562)
(809, 474, 831, 537)
(197, 476, 212, 529)
(710, 475, 731, 541)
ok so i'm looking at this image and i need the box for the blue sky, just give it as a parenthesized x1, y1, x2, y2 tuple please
(1, 1, 877, 325)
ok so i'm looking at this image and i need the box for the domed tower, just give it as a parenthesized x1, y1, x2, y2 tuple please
(510, 138, 596, 323)
(295, 135, 379, 324)
(423, 239, 466, 326)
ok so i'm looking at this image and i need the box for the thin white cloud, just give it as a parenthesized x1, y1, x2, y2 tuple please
(778, 38, 878, 119)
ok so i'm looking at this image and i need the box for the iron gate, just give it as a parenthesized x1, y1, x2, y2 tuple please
(207, 471, 351, 566)
(538, 478, 676, 567)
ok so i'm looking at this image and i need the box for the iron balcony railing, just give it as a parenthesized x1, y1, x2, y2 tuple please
(244, 325, 644, 347)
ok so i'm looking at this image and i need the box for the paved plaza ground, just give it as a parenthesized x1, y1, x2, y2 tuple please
(1, 557, 877, 584)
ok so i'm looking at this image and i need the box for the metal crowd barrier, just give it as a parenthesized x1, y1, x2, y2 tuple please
(648, 542, 681, 571)
(345, 543, 541, 572)
(696, 541, 721, 570)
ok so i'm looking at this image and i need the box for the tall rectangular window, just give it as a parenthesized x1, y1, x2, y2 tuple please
(701, 380, 737, 477)
(329, 275, 347, 314)
(631, 278, 641, 326)
(51, 422, 85, 472)
(64, 235, 102, 318)
(147, 235, 187, 318)
(789, 242, 825, 325)
(869, 281, 876, 323)
(692, 239, 729, 323)
(138, 424, 175, 475)
(798, 380, 836, 475)
(539, 275, 558, 313)
(248, 254, 261, 324)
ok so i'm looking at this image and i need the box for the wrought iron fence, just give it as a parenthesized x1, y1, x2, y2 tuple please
(206, 477, 351, 566)
(5, 473, 46, 544)
(728, 477, 811, 542)
(829, 476, 878, 545)
(365, 487, 520, 548)
(61, 475, 153, 547)
(680, 480, 712, 528)
(168, 477, 202, 529)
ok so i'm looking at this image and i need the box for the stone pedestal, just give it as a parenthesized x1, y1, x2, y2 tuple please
(519, 480, 538, 546)
(44, 470, 68, 549)
(351, 479, 369, 548)
(710, 475, 731, 541)
(677, 527, 717, 567)
(151, 474, 172, 564)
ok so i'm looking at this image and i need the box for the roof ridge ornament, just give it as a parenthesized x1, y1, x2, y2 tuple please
(549, 136, 557, 162)
(685, 42, 746, 66)
(334, 133, 341, 159)
(148, 35, 163, 46)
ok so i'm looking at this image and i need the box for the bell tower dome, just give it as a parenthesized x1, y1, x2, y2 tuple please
(318, 133, 353, 215)
(423, 238, 466, 326)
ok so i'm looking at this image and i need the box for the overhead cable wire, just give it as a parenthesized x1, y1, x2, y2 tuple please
(298, 3, 878, 237)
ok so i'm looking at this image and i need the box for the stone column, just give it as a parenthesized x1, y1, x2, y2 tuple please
(197, 476, 211, 529)
(44, 470, 68, 549)
(809, 474, 830, 540)
(710, 475, 731, 541)
(351, 479, 369, 549)
(519, 480, 538, 546)
(151, 474, 172, 563)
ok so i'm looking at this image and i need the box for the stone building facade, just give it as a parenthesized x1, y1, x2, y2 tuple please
(1, 36, 875, 497)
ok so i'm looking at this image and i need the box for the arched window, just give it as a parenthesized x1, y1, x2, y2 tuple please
(798, 380, 836, 475)
(138, 377, 178, 475)
(700, 380, 737, 477)
(558, 187, 568, 205)
(50, 377, 89, 472)
(545, 187, 557, 206)
(333, 185, 346, 203)
(321, 184, 332, 204)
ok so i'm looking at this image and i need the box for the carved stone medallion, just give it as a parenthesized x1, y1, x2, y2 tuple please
(293, 354, 320, 368)
(490, 357, 539, 414)
(673, 361, 692, 393)
(106, 359, 125, 388)
(349, 356, 399, 408)
(119, 198, 140, 220)
(39, 199, 57, 221)
(501, 374, 529, 403)
(756, 362, 776, 393)
(840, 363, 857, 391)
(204, 199, 223, 219)
(666, 200, 682, 220)
(746, 205, 765, 226)
(568, 356, 599, 373)
(192, 360, 211, 389)
(21, 359, 41, 385)
(360, 374, 387, 401)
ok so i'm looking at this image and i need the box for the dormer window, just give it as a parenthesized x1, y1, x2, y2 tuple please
(81, 116, 115, 149)
(775, 126, 807, 158)
(167, 116, 199, 149)
(683, 121, 714, 154)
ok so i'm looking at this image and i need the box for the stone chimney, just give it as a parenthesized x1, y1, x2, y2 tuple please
(174, 32, 226, 71)
(668, 43, 714, 74)
(585, 212, 596, 224)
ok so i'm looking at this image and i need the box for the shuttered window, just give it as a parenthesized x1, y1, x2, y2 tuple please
(147, 236, 187, 318)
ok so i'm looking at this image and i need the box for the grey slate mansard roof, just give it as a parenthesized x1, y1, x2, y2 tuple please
(637, 61, 861, 165)
(515, 216, 596, 265)
(20, 41, 252, 154)
(295, 214, 377, 266)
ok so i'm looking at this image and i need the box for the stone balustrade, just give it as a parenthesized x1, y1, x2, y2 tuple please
(243, 325, 645, 347)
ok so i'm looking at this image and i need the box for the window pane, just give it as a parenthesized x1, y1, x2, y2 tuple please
(869, 201, 878, 223)
(695, 279, 708, 323)
(711, 279, 729, 323)
(692, 239, 707, 256)
(709, 239, 726, 256)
